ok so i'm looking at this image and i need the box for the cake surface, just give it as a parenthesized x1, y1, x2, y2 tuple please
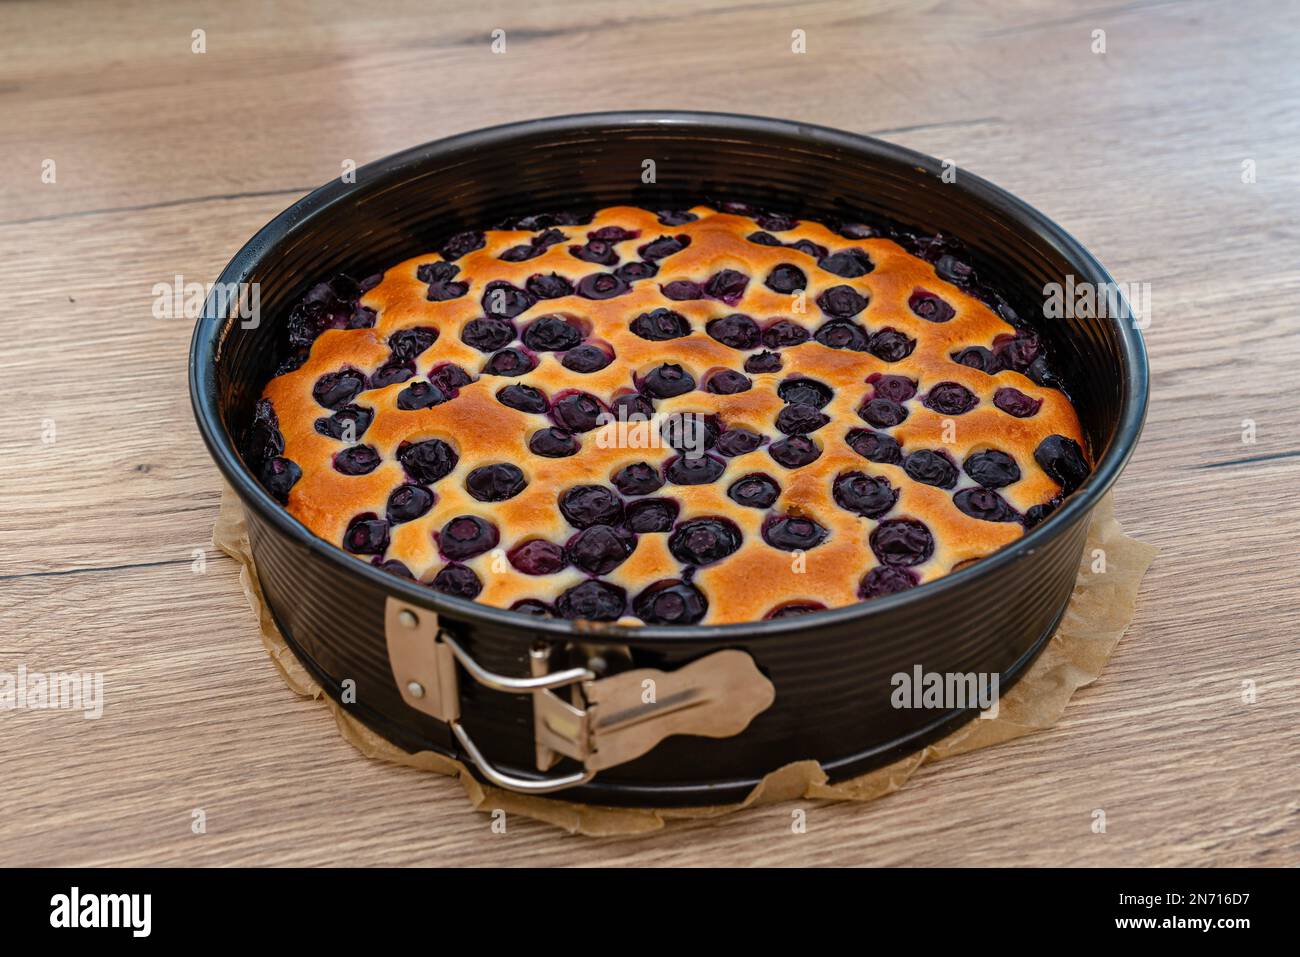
(245, 204, 1091, 625)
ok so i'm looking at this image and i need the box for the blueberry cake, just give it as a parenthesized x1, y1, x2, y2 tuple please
(243, 204, 1091, 625)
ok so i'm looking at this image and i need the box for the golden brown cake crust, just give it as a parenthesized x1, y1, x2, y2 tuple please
(259, 205, 1088, 625)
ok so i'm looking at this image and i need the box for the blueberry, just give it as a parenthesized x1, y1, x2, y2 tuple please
(439, 231, 485, 261)
(428, 363, 473, 393)
(778, 377, 832, 408)
(755, 212, 798, 231)
(482, 347, 536, 376)
(994, 333, 1042, 373)
(416, 262, 459, 285)
(631, 308, 691, 341)
(868, 328, 916, 363)
(615, 261, 658, 282)
(1034, 435, 1090, 495)
(569, 240, 619, 266)
(437, 515, 499, 560)
(706, 313, 761, 350)
(430, 563, 482, 599)
(818, 248, 873, 278)
(510, 598, 552, 616)
(640, 363, 695, 398)
(964, 450, 1021, 489)
(609, 392, 655, 420)
(396, 380, 451, 411)
(952, 346, 1002, 375)
(562, 343, 612, 372)
(908, 289, 955, 323)
(762, 319, 811, 349)
(315, 404, 373, 440)
(461, 318, 516, 353)
(703, 269, 750, 306)
(664, 453, 726, 485)
(814, 320, 870, 351)
(387, 326, 439, 361)
(870, 374, 917, 403)
(633, 580, 708, 625)
(260, 456, 300, 503)
(480, 280, 535, 319)
(788, 239, 828, 259)
(612, 462, 664, 497)
(745, 351, 783, 373)
(344, 513, 390, 555)
(550, 391, 606, 433)
(858, 566, 918, 599)
(747, 230, 783, 247)
(762, 515, 828, 551)
(706, 369, 752, 395)
(465, 463, 527, 501)
(994, 387, 1042, 418)
(668, 517, 742, 566)
(589, 225, 640, 242)
(768, 435, 821, 468)
(566, 525, 636, 575)
(714, 428, 765, 457)
(509, 539, 567, 576)
(924, 382, 979, 415)
(522, 315, 582, 352)
(858, 397, 908, 428)
(727, 472, 780, 509)
(312, 370, 366, 410)
(387, 484, 435, 524)
(426, 277, 468, 301)
(656, 210, 697, 226)
(953, 487, 1020, 523)
(497, 384, 549, 414)
(374, 558, 414, 579)
(765, 263, 807, 294)
(833, 471, 898, 518)
(624, 498, 679, 533)
(559, 485, 624, 528)
(816, 285, 868, 318)
(775, 404, 829, 435)
(576, 272, 630, 300)
(661, 280, 703, 300)
(846, 428, 902, 465)
(526, 273, 574, 299)
(904, 450, 959, 489)
(1024, 496, 1061, 529)
(398, 439, 458, 483)
(334, 445, 381, 475)
(764, 601, 827, 619)
(555, 580, 627, 621)
(935, 254, 974, 286)
(638, 234, 690, 262)
(870, 519, 934, 566)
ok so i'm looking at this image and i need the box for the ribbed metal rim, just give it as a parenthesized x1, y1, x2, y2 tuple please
(190, 110, 1149, 645)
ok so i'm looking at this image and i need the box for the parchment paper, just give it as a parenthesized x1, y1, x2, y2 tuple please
(213, 487, 1156, 836)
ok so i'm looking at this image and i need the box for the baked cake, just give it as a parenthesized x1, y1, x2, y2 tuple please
(242, 204, 1091, 625)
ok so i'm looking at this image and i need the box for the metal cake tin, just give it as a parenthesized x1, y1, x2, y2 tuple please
(190, 111, 1148, 806)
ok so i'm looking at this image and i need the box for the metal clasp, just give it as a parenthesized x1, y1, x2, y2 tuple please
(384, 598, 775, 795)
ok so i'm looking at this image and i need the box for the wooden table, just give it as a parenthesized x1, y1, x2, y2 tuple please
(3, 0, 1297, 867)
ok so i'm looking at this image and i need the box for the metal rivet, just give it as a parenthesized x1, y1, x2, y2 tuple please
(407, 681, 425, 698)
(399, 610, 418, 629)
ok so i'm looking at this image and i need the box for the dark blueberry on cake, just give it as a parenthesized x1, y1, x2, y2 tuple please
(924, 382, 979, 415)
(638, 234, 690, 262)
(656, 210, 697, 226)
(526, 272, 575, 299)
(396, 380, 451, 411)
(428, 363, 473, 393)
(908, 289, 955, 323)
(762, 515, 828, 551)
(344, 513, 390, 555)
(659, 413, 719, 452)
(576, 272, 630, 300)
(461, 317, 516, 353)
(935, 254, 974, 286)
(589, 225, 639, 242)
(416, 262, 458, 285)
(994, 387, 1043, 418)
(707, 313, 761, 350)
(465, 463, 527, 502)
(315, 404, 374, 441)
(815, 285, 868, 318)
(523, 315, 583, 352)
(1034, 435, 1090, 495)
(665, 453, 726, 485)
(762, 319, 811, 349)
(858, 566, 918, 599)
(260, 457, 300, 504)
(633, 580, 708, 625)
(994, 332, 1041, 373)
(870, 519, 935, 567)
(430, 563, 483, 599)
(333, 444, 381, 476)
(510, 599, 552, 616)
(832, 471, 898, 518)
(425, 264, 469, 299)
(755, 212, 798, 231)
(953, 487, 1020, 523)
(509, 539, 567, 576)
(745, 350, 783, 373)
(747, 230, 783, 246)
(846, 428, 903, 465)
(569, 240, 619, 266)
(778, 377, 833, 408)
(706, 369, 752, 395)
(788, 239, 827, 259)
(438, 230, 485, 262)
(312, 370, 367, 410)
(1023, 496, 1062, 530)
(668, 517, 742, 566)
(640, 363, 696, 398)
(765, 263, 807, 294)
(870, 374, 917, 403)
(765, 601, 828, 619)
(714, 427, 766, 457)
(904, 450, 959, 489)
(437, 515, 499, 561)
(818, 248, 873, 279)
(397, 438, 458, 484)
(768, 435, 822, 468)
(388, 326, 439, 361)
(615, 261, 657, 282)
(964, 450, 1021, 489)
(480, 280, 535, 319)
(775, 403, 829, 435)
(703, 269, 750, 306)
(609, 392, 655, 420)
(497, 384, 549, 414)
(952, 346, 1002, 375)
(482, 347, 536, 377)
(559, 485, 625, 528)
(566, 525, 636, 575)
(814, 320, 870, 351)
(549, 391, 607, 433)
(867, 328, 916, 363)
(858, 397, 909, 428)
(612, 462, 664, 497)
(728, 472, 781, 509)
(562, 343, 613, 372)
(386, 484, 435, 524)
(632, 308, 691, 341)
(555, 580, 627, 621)
(661, 279, 703, 300)
(625, 497, 680, 533)
(374, 559, 414, 579)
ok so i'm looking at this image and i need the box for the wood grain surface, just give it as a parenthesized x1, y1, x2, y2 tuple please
(2, 0, 1297, 867)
